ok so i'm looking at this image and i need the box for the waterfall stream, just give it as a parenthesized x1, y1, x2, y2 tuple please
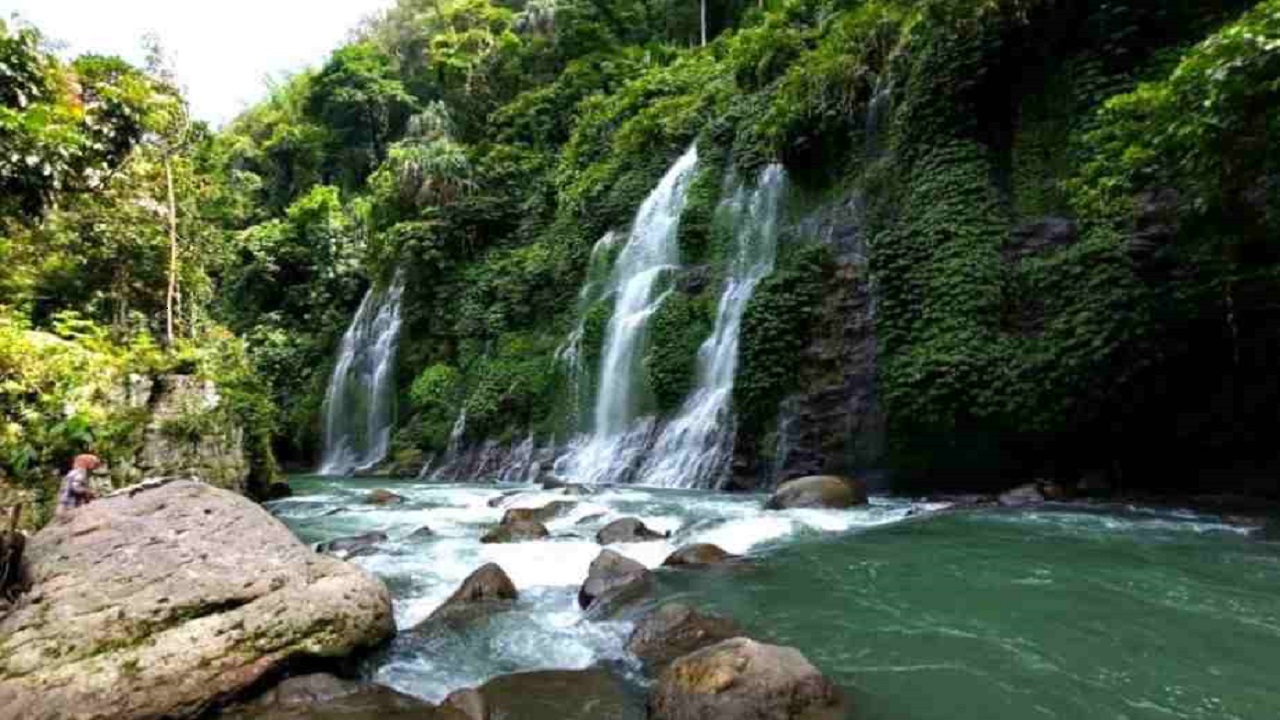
(640, 164, 788, 488)
(555, 145, 699, 485)
(317, 273, 406, 475)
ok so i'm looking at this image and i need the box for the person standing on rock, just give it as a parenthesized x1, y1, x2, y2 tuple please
(57, 454, 101, 517)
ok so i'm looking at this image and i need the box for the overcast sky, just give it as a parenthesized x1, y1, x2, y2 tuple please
(5, 0, 394, 126)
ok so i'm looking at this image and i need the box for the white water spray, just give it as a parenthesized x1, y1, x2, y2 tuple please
(317, 273, 405, 475)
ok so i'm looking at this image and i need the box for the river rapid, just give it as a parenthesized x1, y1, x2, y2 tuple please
(270, 477, 1280, 719)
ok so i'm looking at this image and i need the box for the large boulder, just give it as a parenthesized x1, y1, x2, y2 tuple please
(595, 517, 667, 544)
(649, 638, 843, 720)
(316, 531, 388, 560)
(662, 543, 736, 568)
(422, 563, 518, 626)
(626, 603, 745, 671)
(221, 673, 460, 720)
(578, 549, 652, 613)
(0, 479, 395, 720)
(480, 520, 550, 544)
(501, 500, 577, 525)
(443, 668, 643, 720)
(765, 476, 868, 510)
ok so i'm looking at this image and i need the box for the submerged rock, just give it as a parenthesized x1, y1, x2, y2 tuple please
(663, 543, 736, 567)
(765, 476, 868, 510)
(423, 563, 518, 626)
(627, 603, 745, 671)
(578, 549, 652, 614)
(596, 517, 667, 543)
(480, 519, 549, 543)
(316, 531, 389, 559)
(221, 673, 452, 720)
(501, 500, 577, 525)
(366, 488, 405, 505)
(0, 479, 394, 720)
(444, 667, 643, 720)
(649, 637, 843, 720)
(407, 525, 435, 540)
(999, 483, 1045, 507)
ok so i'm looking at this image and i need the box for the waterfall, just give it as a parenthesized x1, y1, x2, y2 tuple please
(640, 164, 788, 488)
(556, 231, 622, 426)
(555, 145, 699, 484)
(317, 273, 405, 476)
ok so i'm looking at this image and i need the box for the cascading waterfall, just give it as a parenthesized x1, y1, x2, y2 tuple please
(317, 273, 405, 475)
(640, 164, 788, 488)
(555, 145, 700, 485)
(556, 231, 621, 425)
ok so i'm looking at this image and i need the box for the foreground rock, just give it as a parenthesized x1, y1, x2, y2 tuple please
(765, 476, 868, 510)
(423, 563, 518, 626)
(649, 638, 843, 720)
(501, 500, 577, 525)
(663, 543, 736, 567)
(366, 488, 405, 505)
(481, 519, 550, 543)
(316, 531, 388, 559)
(221, 673, 459, 720)
(578, 549, 652, 614)
(596, 517, 667, 543)
(627, 603, 745, 671)
(444, 667, 643, 720)
(0, 479, 395, 720)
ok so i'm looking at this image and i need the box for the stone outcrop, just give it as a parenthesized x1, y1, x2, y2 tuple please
(130, 374, 251, 494)
(663, 543, 736, 567)
(765, 475, 868, 510)
(578, 549, 652, 615)
(596, 517, 666, 544)
(626, 603, 745, 671)
(0, 479, 395, 720)
(443, 668, 643, 720)
(481, 520, 550, 543)
(648, 638, 843, 720)
(422, 563, 518, 626)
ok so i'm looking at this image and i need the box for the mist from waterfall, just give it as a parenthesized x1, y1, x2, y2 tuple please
(317, 273, 405, 476)
(640, 164, 788, 488)
(555, 145, 699, 485)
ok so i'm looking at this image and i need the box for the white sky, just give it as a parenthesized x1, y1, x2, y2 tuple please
(4, 0, 395, 126)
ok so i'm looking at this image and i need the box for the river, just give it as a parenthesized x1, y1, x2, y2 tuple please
(270, 477, 1280, 719)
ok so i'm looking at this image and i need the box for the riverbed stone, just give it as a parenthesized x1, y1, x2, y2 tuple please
(596, 517, 667, 543)
(627, 603, 745, 671)
(444, 667, 643, 720)
(221, 673, 456, 720)
(578, 549, 652, 613)
(764, 476, 868, 510)
(366, 488, 405, 505)
(501, 500, 577, 525)
(423, 563, 518, 626)
(663, 543, 737, 567)
(317, 531, 389, 559)
(407, 525, 435, 540)
(0, 479, 395, 720)
(480, 519, 550, 543)
(649, 637, 843, 720)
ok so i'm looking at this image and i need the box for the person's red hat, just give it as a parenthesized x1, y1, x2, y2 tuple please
(72, 454, 102, 471)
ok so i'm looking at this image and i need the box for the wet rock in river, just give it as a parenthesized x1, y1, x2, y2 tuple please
(998, 483, 1045, 507)
(649, 637, 843, 720)
(627, 603, 745, 672)
(578, 549, 652, 613)
(764, 476, 868, 510)
(406, 525, 435, 540)
(316, 531, 389, 559)
(663, 543, 736, 567)
(480, 519, 549, 543)
(366, 488, 405, 505)
(501, 500, 577, 525)
(444, 667, 643, 720)
(422, 562, 518, 627)
(596, 517, 667, 544)
(221, 673, 452, 720)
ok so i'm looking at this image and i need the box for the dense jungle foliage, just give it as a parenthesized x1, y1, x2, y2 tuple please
(2, 0, 1277, 494)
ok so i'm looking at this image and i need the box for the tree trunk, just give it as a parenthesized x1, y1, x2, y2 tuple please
(700, 0, 708, 46)
(165, 156, 179, 346)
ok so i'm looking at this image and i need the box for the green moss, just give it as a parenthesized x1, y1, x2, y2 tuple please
(646, 290, 716, 415)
